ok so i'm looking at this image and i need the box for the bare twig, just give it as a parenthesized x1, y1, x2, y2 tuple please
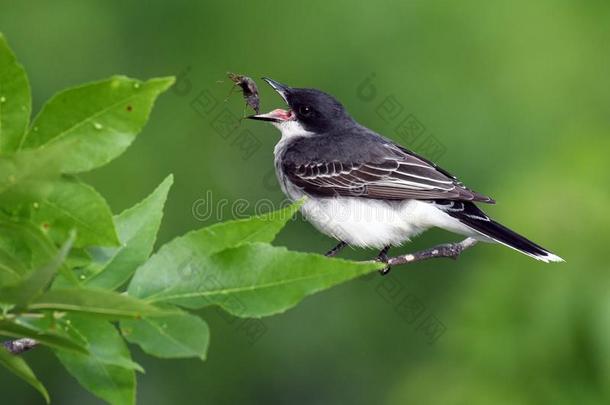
(3, 338, 38, 354)
(387, 237, 478, 266)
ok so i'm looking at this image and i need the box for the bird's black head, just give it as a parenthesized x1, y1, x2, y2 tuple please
(248, 78, 353, 133)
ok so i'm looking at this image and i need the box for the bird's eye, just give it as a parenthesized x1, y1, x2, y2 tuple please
(299, 105, 313, 117)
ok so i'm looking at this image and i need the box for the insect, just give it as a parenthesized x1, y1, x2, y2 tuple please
(226, 72, 260, 114)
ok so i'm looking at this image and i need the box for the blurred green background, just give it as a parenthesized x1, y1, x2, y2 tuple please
(1, 0, 609, 403)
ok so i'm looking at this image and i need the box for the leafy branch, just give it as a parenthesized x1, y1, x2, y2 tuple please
(0, 34, 383, 405)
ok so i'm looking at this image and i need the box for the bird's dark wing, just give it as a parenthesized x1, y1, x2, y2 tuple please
(281, 136, 495, 203)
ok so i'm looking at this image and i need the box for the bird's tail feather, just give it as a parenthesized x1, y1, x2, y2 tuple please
(441, 201, 564, 263)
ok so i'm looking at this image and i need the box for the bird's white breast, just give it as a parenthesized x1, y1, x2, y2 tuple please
(299, 196, 479, 248)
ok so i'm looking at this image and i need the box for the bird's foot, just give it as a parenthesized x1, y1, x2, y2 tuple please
(325, 241, 347, 257)
(376, 246, 392, 275)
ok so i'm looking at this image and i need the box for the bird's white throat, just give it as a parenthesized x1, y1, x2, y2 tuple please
(272, 119, 314, 139)
(272, 120, 315, 157)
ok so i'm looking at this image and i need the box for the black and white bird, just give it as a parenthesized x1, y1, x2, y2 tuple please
(248, 78, 563, 272)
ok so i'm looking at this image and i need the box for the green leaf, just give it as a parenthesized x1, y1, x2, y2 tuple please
(0, 147, 63, 204)
(14, 312, 86, 344)
(0, 248, 24, 285)
(65, 247, 93, 269)
(0, 231, 74, 306)
(0, 220, 76, 286)
(0, 318, 87, 354)
(121, 310, 209, 360)
(29, 287, 174, 319)
(56, 316, 137, 405)
(30, 176, 119, 248)
(61, 316, 142, 371)
(85, 175, 173, 290)
(21, 75, 175, 173)
(128, 203, 301, 297)
(0, 346, 49, 403)
(0, 228, 30, 285)
(0, 33, 31, 153)
(135, 243, 384, 317)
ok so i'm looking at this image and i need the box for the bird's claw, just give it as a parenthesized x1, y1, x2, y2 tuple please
(376, 247, 392, 275)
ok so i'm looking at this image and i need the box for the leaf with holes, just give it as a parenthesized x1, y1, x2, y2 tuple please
(29, 176, 119, 248)
(20, 75, 174, 173)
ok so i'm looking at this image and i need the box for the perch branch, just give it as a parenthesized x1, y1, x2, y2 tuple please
(386, 237, 478, 267)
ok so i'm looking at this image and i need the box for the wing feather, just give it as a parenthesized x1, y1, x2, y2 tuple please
(282, 143, 494, 203)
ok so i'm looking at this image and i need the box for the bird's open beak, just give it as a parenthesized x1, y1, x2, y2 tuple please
(247, 77, 293, 123)
(247, 108, 293, 122)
